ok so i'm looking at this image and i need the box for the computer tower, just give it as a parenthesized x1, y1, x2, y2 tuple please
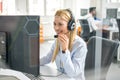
(0, 32, 6, 60)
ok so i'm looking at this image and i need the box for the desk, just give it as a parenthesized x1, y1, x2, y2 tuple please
(0, 68, 31, 80)
(103, 26, 119, 40)
(0, 58, 31, 80)
(40, 64, 81, 80)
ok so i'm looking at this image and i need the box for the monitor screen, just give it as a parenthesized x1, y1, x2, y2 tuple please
(0, 16, 40, 76)
(102, 18, 113, 26)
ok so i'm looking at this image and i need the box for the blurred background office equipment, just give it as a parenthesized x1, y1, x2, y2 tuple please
(102, 18, 113, 26)
(106, 9, 117, 19)
(79, 19, 90, 42)
(116, 19, 120, 41)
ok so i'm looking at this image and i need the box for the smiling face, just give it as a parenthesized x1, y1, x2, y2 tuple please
(54, 16, 69, 35)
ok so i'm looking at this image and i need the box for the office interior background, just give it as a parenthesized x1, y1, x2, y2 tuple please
(0, 0, 120, 80)
(0, 0, 120, 39)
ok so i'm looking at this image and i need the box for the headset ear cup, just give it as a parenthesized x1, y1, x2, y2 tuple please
(68, 19, 75, 31)
(65, 9, 75, 31)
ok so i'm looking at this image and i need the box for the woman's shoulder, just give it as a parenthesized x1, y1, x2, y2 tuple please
(74, 35, 86, 46)
(75, 35, 85, 42)
(72, 35, 87, 53)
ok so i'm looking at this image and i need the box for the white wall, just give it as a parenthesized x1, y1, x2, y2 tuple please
(63, 0, 76, 17)
(28, 0, 40, 15)
(76, 0, 90, 19)
(102, 2, 120, 18)
(2, 0, 41, 15)
(7, 0, 15, 15)
(2, 0, 8, 15)
(40, 16, 55, 40)
(63, 0, 90, 19)
(15, 0, 28, 15)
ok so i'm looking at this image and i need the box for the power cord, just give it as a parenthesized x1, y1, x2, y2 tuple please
(40, 72, 63, 77)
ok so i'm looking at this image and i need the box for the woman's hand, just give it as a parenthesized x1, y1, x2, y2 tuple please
(58, 34, 69, 52)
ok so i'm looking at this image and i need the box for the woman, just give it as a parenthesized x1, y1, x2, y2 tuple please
(40, 9, 87, 79)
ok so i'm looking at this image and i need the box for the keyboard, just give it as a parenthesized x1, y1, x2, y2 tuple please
(23, 73, 45, 80)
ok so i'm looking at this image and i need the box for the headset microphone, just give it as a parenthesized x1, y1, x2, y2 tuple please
(54, 31, 69, 38)
(54, 35, 58, 38)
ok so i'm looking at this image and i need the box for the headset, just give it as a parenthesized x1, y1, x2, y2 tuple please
(66, 9, 75, 31)
(54, 9, 75, 38)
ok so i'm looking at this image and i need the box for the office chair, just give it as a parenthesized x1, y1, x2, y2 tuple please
(85, 36, 119, 80)
(116, 19, 120, 41)
(79, 19, 90, 42)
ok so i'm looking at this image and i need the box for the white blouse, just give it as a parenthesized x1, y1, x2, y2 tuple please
(40, 35, 87, 80)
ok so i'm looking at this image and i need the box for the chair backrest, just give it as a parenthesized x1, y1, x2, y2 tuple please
(85, 36, 119, 80)
(116, 19, 120, 40)
(79, 19, 90, 42)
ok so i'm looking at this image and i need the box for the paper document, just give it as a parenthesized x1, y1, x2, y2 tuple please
(40, 65, 62, 77)
(0, 68, 30, 80)
(0, 75, 20, 80)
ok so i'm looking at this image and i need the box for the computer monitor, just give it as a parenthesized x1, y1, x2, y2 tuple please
(0, 16, 40, 76)
(102, 18, 113, 26)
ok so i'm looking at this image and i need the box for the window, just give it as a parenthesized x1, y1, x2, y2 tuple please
(111, 0, 118, 2)
(39, 0, 63, 16)
(107, 0, 120, 3)
(39, 0, 44, 16)
(46, 0, 63, 16)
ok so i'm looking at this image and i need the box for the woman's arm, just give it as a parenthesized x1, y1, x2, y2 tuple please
(60, 42, 87, 77)
(40, 41, 56, 66)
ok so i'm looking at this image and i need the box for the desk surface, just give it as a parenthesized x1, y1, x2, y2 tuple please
(102, 26, 119, 32)
(40, 64, 81, 80)
(0, 68, 31, 80)
(102, 26, 119, 40)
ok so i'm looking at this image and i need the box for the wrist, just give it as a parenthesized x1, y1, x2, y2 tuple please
(62, 48, 68, 53)
(62, 50, 66, 53)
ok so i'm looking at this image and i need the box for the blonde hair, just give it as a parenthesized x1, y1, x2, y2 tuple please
(51, 9, 76, 62)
